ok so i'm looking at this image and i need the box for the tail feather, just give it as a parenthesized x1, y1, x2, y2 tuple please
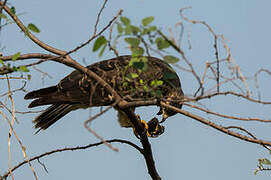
(28, 97, 69, 108)
(24, 86, 58, 99)
(34, 104, 73, 132)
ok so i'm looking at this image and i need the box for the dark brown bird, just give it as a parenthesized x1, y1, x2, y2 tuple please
(25, 55, 184, 135)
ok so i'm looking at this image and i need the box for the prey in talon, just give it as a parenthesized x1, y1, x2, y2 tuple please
(133, 115, 165, 139)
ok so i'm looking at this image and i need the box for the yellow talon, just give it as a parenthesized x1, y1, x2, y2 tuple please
(133, 115, 162, 138)
(133, 115, 151, 138)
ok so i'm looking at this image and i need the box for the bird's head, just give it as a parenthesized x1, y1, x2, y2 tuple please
(157, 89, 183, 123)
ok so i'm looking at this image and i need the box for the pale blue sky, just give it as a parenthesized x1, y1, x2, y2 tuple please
(1, 0, 271, 180)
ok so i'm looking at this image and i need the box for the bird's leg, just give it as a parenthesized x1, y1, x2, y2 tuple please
(133, 115, 165, 138)
(133, 114, 150, 139)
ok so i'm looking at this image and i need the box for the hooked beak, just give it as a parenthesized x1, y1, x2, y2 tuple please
(156, 107, 162, 115)
(160, 113, 168, 123)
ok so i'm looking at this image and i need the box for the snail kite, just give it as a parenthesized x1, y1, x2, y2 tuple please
(25, 55, 184, 136)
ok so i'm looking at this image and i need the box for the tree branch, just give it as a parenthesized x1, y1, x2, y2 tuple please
(1, 139, 142, 180)
(0, 53, 58, 62)
(161, 102, 271, 147)
(122, 108, 161, 180)
(184, 103, 271, 123)
(157, 30, 203, 96)
(0, 2, 124, 105)
(0, 1, 66, 55)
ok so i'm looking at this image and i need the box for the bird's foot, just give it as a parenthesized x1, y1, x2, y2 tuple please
(147, 117, 165, 137)
(133, 115, 165, 138)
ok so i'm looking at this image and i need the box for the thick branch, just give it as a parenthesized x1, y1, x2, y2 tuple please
(0, 2, 124, 105)
(0, 53, 57, 62)
(52, 57, 123, 104)
(122, 108, 161, 180)
(0, 6, 123, 105)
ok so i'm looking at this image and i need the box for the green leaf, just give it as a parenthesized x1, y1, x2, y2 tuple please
(117, 23, 123, 34)
(27, 74, 32, 80)
(139, 79, 144, 84)
(18, 66, 29, 72)
(125, 37, 140, 47)
(12, 66, 18, 71)
(143, 85, 149, 91)
(27, 23, 40, 33)
(0, 59, 4, 66)
(10, 6, 16, 15)
(120, 16, 130, 26)
(129, 57, 148, 71)
(163, 71, 177, 80)
(164, 55, 179, 64)
(0, 13, 8, 21)
(131, 46, 144, 56)
(262, 158, 271, 165)
(130, 25, 141, 34)
(142, 16, 154, 26)
(153, 89, 162, 97)
(12, 52, 21, 61)
(133, 61, 145, 70)
(122, 81, 128, 87)
(155, 37, 170, 50)
(142, 25, 157, 35)
(148, 26, 157, 32)
(93, 36, 107, 52)
(124, 26, 132, 35)
(98, 44, 106, 57)
(156, 80, 163, 86)
(129, 73, 139, 79)
(150, 80, 163, 86)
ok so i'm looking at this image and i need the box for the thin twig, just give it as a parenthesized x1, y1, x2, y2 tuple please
(93, 0, 108, 35)
(0, 1, 66, 55)
(1, 139, 142, 179)
(184, 103, 271, 123)
(0, 0, 8, 32)
(225, 126, 271, 151)
(214, 36, 220, 92)
(161, 102, 271, 147)
(193, 91, 271, 105)
(84, 105, 119, 152)
(5, 75, 38, 180)
(61, 9, 122, 58)
(157, 30, 203, 96)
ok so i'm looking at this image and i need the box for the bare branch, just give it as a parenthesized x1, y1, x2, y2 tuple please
(0, 2, 66, 55)
(193, 91, 271, 105)
(61, 9, 122, 57)
(93, 0, 108, 35)
(161, 102, 271, 147)
(1, 139, 142, 180)
(0, 0, 8, 32)
(1, 3, 124, 105)
(5, 75, 38, 180)
(122, 108, 161, 180)
(157, 30, 203, 96)
(185, 103, 271, 123)
(0, 53, 57, 62)
(225, 126, 271, 151)
(84, 105, 119, 152)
